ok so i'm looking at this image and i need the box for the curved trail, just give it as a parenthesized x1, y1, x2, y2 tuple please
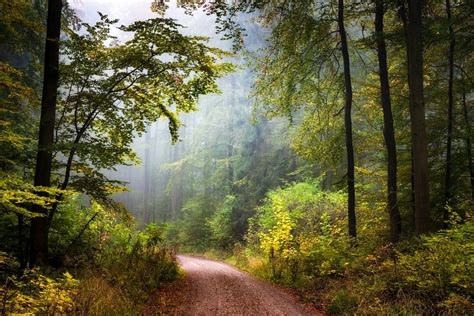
(142, 255, 320, 315)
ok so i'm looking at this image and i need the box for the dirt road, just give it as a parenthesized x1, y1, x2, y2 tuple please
(142, 255, 319, 315)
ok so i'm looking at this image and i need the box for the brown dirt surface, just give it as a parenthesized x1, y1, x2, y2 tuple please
(142, 255, 322, 316)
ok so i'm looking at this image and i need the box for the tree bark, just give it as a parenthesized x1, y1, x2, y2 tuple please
(444, 0, 455, 219)
(398, 1, 417, 228)
(375, 0, 401, 243)
(337, 0, 356, 239)
(462, 84, 474, 198)
(30, 0, 63, 266)
(406, 0, 430, 234)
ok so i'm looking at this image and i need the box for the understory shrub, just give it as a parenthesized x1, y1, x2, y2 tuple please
(394, 219, 474, 314)
(0, 196, 179, 315)
(246, 181, 363, 284)
(0, 253, 79, 315)
(241, 180, 473, 314)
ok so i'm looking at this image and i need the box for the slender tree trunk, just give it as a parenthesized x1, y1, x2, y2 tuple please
(444, 0, 455, 218)
(18, 215, 26, 269)
(375, 0, 401, 243)
(410, 148, 416, 226)
(398, 1, 416, 228)
(227, 76, 236, 193)
(406, 0, 430, 234)
(144, 130, 151, 223)
(337, 0, 356, 239)
(30, 0, 63, 266)
(170, 142, 181, 221)
(462, 85, 474, 198)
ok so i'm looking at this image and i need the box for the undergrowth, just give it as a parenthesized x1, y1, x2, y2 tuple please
(0, 197, 179, 315)
(199, 181, 474, 315)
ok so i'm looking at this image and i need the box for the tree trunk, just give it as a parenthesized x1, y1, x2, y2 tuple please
(398, 0, 416, 229)
(17, 215, 26, 269)
(170, 141, 181, 221)
(406, 0, 430, 234)
(444, 0, 455, 219)
(144, 130, 151, 223)
(227, 76, 236, 193)
(30, 0, 63, 266)
(375, 0, 401, 243)
(337, 0, 356, 239)
(462, 84, 474, 198)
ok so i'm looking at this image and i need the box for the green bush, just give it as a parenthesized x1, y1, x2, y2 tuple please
(239, 180, 473, 314)
(165, 194, 215, 252)
(328, 219, 474, 315)
(64, 202, 179, 314)
(327, 290, 358, 315)
(246, 181, 353, 283)
(395, 219, 474, 313)
(208, 195, 236, 250)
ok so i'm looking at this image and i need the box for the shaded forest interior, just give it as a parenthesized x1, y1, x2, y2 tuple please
(0, 0, 473, 314)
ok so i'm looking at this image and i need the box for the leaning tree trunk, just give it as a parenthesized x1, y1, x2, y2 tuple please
(375, 0, 402, 243)
(444, 0, 455, 221)
(30, 0, 63, 266)
(406, 0, 430, 234)
(337, 0, 356, 239)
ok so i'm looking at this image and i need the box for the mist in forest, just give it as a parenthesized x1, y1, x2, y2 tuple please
(70, 0, 280, 224)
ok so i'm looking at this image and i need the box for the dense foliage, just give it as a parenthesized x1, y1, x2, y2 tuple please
(231, 181, 473, 314)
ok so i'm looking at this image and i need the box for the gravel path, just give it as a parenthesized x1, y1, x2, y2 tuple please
(142, 255, 320, 315)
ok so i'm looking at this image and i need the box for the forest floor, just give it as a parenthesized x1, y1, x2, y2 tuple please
(142, 255, 321, 315)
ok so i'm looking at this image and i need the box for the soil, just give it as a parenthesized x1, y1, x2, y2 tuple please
(142, 255, 321, 315)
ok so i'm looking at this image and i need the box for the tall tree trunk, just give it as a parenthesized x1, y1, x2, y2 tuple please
(337, 0, 356, 239)
(398, 1, 416, 228)
(30, 0, 63, 266)
(375, 0, 401, 243)
(406, 0, 430, 234)
(444, 0, 455, 219)
(462, 84, 474, 198)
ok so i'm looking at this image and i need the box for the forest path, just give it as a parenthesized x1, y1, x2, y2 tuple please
(142, 255, 321, 315)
